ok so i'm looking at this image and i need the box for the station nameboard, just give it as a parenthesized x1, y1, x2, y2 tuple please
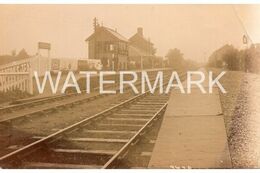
(38, 42, 51, 50)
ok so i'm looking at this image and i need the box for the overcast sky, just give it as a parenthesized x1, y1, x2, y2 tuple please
(0, 4, 260, 62)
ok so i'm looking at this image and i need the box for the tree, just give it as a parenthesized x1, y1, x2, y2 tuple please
(222, 45, 239, 70)
(207, 44, 239, 70)
(166, 48, 184, 69)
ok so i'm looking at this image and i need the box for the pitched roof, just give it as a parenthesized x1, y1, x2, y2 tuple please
(129, 45, 152, 57)
(105, 27, 128, 42)
(129, 33, 153, 46)
(85, 26, 128, 42)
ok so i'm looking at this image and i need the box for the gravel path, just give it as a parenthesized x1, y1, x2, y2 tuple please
(213, 68, 260, 168)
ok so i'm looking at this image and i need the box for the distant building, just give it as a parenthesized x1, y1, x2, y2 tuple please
(85, 19, 129, 70)
(129, 27, 156, 69)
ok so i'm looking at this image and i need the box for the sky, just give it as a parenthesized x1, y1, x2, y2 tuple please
(0, 4, 260, 62)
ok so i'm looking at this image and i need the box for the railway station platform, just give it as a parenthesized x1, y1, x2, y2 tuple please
(148, 69, 232, 168)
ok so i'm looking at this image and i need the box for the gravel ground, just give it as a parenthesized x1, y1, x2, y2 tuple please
(212, 68, 260, 168)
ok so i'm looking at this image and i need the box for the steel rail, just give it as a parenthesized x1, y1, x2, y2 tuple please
(0, 71, 186, 168)
(0, 90, 150, 166)
(0, 71, 170, 112)
(0, 92, 107, 124)
(102, 102, 168, 168)
(0, 73, 174, 124)
(0, 68, 171, 112)
(0, 85, 109, 113)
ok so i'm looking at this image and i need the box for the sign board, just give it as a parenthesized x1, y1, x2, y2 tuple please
(38, 42, 51, 50)
(243, 35, 248, 44)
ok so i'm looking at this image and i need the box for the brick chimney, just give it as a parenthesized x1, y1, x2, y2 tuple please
(137, 27, 143, 37)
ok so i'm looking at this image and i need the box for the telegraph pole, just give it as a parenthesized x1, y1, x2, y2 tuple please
(243, 34, 249, 72)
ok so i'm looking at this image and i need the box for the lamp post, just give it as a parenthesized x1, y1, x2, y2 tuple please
(141, 55, 143, 70)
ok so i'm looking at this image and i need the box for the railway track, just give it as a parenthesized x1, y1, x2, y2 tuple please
(0, 81, 121, 115)
(0, 70, 186, 168)
(0, 71, 172, 125)
(0, 70, 170, 115)
(0, 89, 169, 168)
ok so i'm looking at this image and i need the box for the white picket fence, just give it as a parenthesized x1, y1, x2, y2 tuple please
(0, 55, 50, 94)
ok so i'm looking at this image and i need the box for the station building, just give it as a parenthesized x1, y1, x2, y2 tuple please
(128, 27, 157, 69)
(85, 20, 129, 71)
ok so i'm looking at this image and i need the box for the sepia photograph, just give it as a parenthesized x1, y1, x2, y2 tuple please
(0, 2, 260, 170)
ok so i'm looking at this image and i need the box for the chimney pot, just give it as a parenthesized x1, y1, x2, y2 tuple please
(137, 27, 143, 36)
